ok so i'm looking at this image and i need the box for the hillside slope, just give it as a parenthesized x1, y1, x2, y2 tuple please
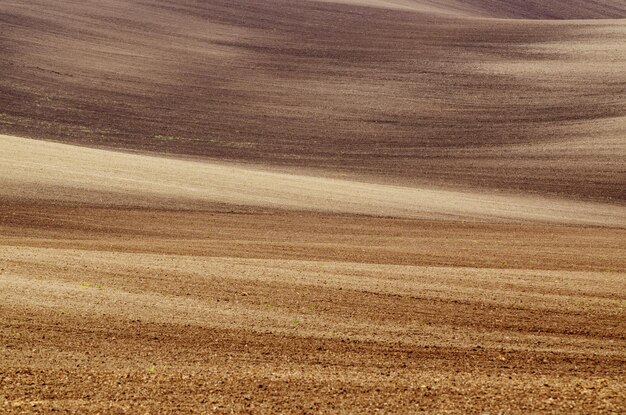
(329, 0, 626, 18)
(2, 2, 626, 412)
(2, 134, 624, 226)
(1, 0, 625, 200)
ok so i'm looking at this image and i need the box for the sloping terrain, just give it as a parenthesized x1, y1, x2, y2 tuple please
(1, 201, 625, 413)
(1, 0, 625, 200)
(455, 0, 626, 18)
(1, 0, 625, 413)
(328, 0, 626, 18)
(1, 134, 624, 225)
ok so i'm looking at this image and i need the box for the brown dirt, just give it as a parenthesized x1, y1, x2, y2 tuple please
(1, 0, 625, 413)
(1, 0, 625, 200)
(1, 201, 625, 413)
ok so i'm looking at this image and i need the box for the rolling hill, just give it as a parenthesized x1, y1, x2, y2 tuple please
(1, 1, 625, 413)
(1, 0, 625, 200)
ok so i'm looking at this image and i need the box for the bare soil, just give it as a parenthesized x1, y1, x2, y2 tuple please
(1, 0, 625, 413)
(1, 202, 625, 413)
(1, 0, 625, 200)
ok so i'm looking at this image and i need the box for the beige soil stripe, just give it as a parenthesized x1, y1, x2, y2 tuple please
(1, 135, 624, 226)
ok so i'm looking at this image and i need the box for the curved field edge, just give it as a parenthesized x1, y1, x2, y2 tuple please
(1, 134, 624, 226)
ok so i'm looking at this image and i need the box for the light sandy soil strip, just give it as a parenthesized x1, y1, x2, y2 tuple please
(1, 134, 624, 226)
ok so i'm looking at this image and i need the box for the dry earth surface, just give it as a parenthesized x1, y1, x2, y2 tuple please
(2, 0, 626, 199)
(1, 0, 626, 413)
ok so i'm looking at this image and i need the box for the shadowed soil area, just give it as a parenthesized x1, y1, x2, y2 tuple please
(1, 0, 625, 200)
